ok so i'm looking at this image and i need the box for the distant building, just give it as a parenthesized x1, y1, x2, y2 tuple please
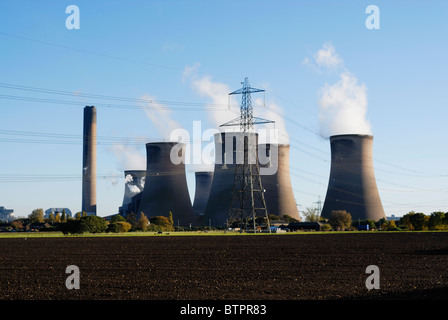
(0, 206, 15, 222)
(387, 215, 401, 221)
(44, 208, 72, 219)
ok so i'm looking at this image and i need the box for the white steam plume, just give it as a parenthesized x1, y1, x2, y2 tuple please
(306, 42, 372, 138)
(314, 42, 343, 70)
(125, 174, 145, 196)
(111, 144, 146, 171)
(189, 74, 240, 130)
(185, 65, 288, 144)
(125, 174, 133, 183)
(318, 72, 371, 137)
(111, 94, 183, 173)
(139, 94, 184, 140)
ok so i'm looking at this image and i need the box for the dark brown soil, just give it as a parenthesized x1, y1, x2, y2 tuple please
(1, 232, 447, 300)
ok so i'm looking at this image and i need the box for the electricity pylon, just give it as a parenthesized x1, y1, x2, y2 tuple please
(220, 77, 274, 232)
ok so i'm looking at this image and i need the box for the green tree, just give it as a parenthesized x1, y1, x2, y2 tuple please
(168, 211, 174, 227)
(29, 208, 44, 223)
(400, 212, 413, 230)
(401, 212, 427, 231)
(11, 220, 24, 230)
(126, 212, 137, 227)
(303, 207, 320, 222)
(61, 215, 107, 234)
(110, 214, 126, 223)
(381, 220, 398, 231)
(80, 215, 107, 233)
(61, 209, 67, 222)
(428, 211, 446, 230)
(329, 210, 352, 230)
(136, 212, 149, 231)
(150, 215, 174, 231)
(108, 221, 132, 233)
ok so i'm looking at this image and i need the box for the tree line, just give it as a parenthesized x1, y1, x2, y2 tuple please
(1, 208, 176, 234)
(3, 208, 447, 234)
(303, 208, 448, 231)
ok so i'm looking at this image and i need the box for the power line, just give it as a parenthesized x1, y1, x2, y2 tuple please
(0, 31, 240, 81)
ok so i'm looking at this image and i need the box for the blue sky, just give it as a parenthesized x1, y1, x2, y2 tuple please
(0, 0, 447, 218)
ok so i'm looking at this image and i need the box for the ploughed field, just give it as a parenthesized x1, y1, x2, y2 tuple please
(0, 232, 447, 300)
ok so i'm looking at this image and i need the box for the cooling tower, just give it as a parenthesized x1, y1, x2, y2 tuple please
(203, 131, 259, 227)
(321, 134, 385, 221)
(82, 106, 97, 216)
(138, 142, 195, 227)
(119, 170, 146, 215)
(259, 143, 301, 221)
(193, 171, 214, 225)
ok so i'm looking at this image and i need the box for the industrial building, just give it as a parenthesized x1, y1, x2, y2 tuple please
(259, 143, 301, 221)
(203, 131, 258, 227)
(138, 142, 195, 227)
(192, 171, 214, 226)
(119, 170, 146, 216)
(321, 134, 386, 221)
(44, 208, 72, 219)
(0, 206, 14, 222)
(83, 86, 389, 227)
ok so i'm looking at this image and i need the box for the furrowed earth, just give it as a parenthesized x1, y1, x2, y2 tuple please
(0, 232, 447, 300)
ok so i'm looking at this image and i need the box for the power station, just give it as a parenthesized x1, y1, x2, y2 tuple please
(320, 134, 386, 221)
(119, 170, 146, 216)
(203, 132, 256, 227)
(219, 78, 274, 231)
(77, 84, 389, 229)
(138, 142, 195, 227)
(192, 171, 214, 225)
(82, 106, 97, 216)
(259, 143, 300, 221)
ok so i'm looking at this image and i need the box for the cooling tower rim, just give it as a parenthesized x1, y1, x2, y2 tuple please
(124, 169, 146, 174)
(330, 134, 373, 139)
(145, 141, 186, 147)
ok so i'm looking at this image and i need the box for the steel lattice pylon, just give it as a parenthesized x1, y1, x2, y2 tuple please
(220, 77, 274, 232)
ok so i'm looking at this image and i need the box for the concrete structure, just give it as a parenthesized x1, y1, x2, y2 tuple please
(203, 131, 261, 227)
(321, 134, 386, 221)
(44, 208, 72, 219)
(126, 192, 143, 217)
(82, 106, 97, 216)
(0, 206, 14, 222)
(192, 171, 214, 225)
(259, 143, 301, 221)
(119, 170, 146, 216)
(138, 142, 195, 227)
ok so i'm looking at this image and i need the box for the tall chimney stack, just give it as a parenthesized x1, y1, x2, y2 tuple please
(82, 106, 97, 216)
